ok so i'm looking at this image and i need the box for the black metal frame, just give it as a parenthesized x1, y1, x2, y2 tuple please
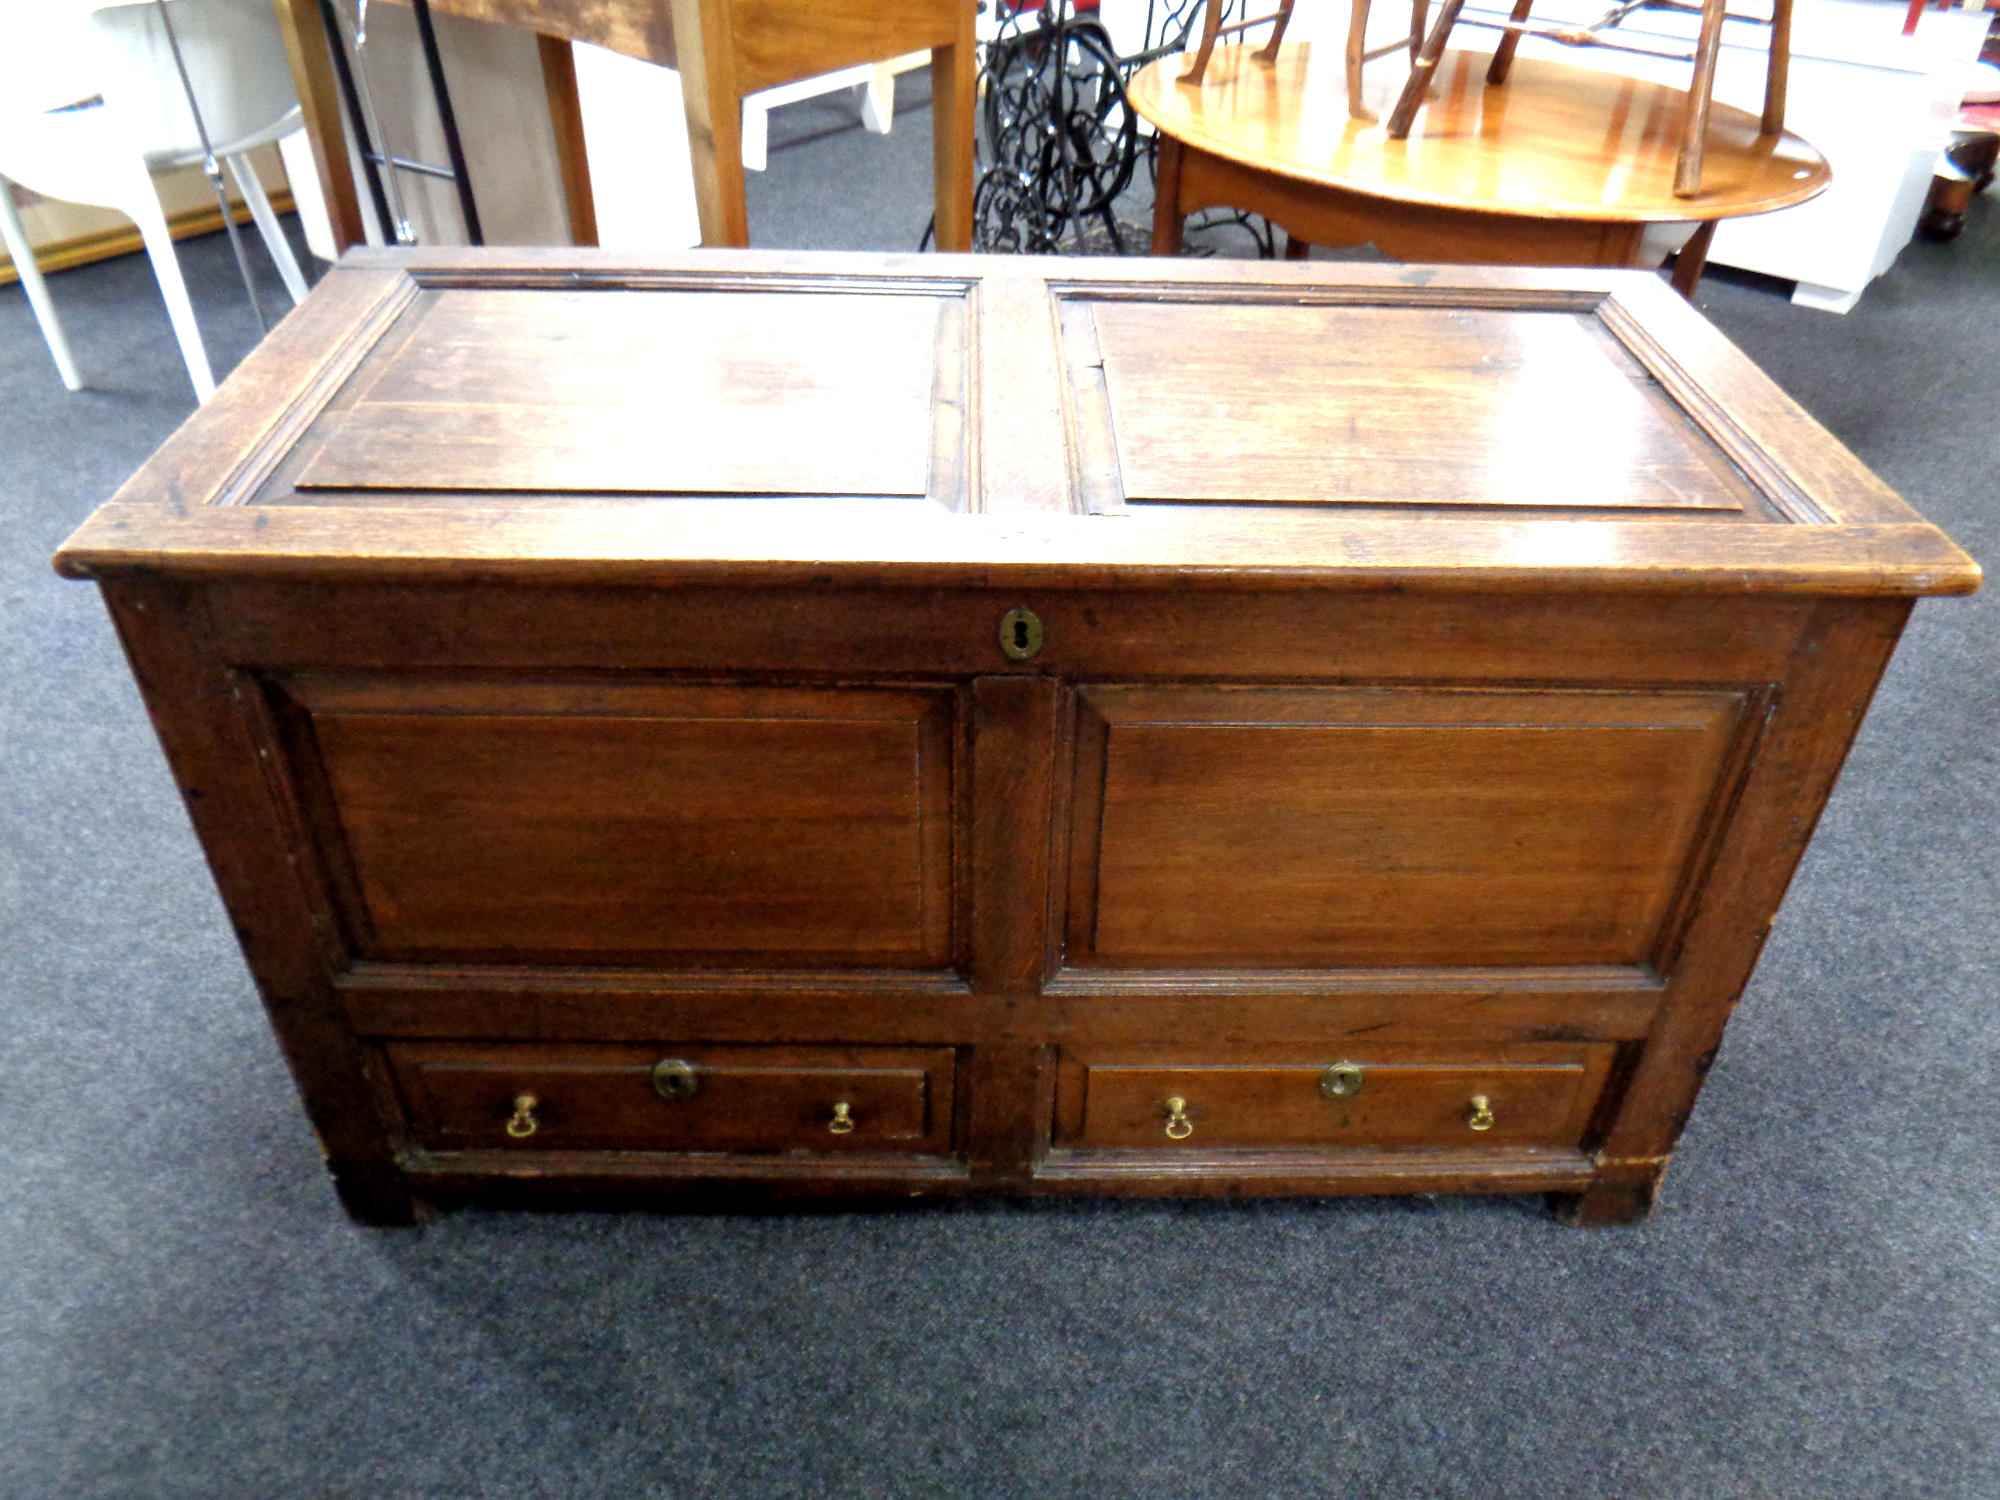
(316, 0, 483, 245)
(970, 0, 1278, 257)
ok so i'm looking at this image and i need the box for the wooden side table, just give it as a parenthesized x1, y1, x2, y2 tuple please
(275, 0, 977, 251)
(1131, 42, 1829, 296)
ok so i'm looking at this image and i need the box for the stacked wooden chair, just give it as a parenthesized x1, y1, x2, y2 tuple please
(1177, 0, 1796, 198)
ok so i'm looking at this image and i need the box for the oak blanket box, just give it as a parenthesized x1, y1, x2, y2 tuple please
(54, 249, 1979, 1225)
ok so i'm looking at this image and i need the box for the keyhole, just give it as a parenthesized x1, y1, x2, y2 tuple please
(997, 606, 1043, 662)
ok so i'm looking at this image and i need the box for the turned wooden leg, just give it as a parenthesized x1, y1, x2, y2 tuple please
(1284, 232, 1312, 258)
(1675, 0, 1728, 198)
(1182, 0, 1228, 83)
(1410, 0, 1430, 61)
(1763, 0, 1793, 135)
(1487, 0, 1535, 85)
(1152, 134, 1187, 255)
(1386, 0, 1467, 139)
(930, 25, 977, 251)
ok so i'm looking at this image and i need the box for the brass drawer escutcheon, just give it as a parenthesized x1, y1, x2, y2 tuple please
(1319, 1062, 1364, 1100)
(1164, 1095, 1194, 1140)
(651, 1058, 700, 1102)
(828, 1101, 856, 1135)
(505, 1093, 539, 1139)
(1468, 1095, 1496, 1131)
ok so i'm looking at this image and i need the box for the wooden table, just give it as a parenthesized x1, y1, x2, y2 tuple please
(54, 248, 1977, 1228)
(1131, 42, 1830, 294)
(275, 0, 976, 251)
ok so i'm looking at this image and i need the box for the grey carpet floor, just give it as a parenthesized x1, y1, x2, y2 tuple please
(2, 77, 1996, 1498)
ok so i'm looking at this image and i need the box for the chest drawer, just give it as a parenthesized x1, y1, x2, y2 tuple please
(386, 1042, 957, 1155)
(1056, 1045, 1615, 1152)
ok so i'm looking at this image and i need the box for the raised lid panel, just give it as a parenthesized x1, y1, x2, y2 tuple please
(1066, 684, 1755, 969)
(1056, 1044, 1612, 1150)
(1070, 298, 1769, 514)
(277, 286, 960, 502)
(387, 1041, 955, 1153)
(271, 678, 957, 968)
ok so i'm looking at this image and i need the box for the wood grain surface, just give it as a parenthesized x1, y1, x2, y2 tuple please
(291, 288, 950, 498)
(1127, 43, 1829, 222)
(1084, 298, 1764, 510)
(1067, 685, 1753, 968)
(278, 678, 956, 966)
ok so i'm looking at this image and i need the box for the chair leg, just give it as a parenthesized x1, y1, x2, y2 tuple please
(1487, 0, 1535, 85)
(1410, 0, 1430, 61)
(740, 97, 770, 173)
(225, 153, 310, 307)
(1763, 0, 1793, 135)
(0, 177, 84, 390)
(862, 61, 896, 135)
(1182, 0, 1227, 84)
(1675, 0, 1728, 197)
(1346, 0, 1377, 120)
(132, 192, 216, 402)
(1258, 0, 1298, 61)
(1386, 0, 1468, 139)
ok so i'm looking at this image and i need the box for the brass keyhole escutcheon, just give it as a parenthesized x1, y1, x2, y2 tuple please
(1164, 1096, 1194, 1140)
(828, 1101, 856, 1135)
(505, 1093, 539, 1139)
(998, 605, 1043, 662)
(1467, 1095, 1495, 1131)
(1320, 1063, 1365, 1100)
(651, 1058, 699, 1102)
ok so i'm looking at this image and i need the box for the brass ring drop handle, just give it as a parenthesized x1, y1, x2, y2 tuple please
(506, 1093, 539, 1139)
(1164, 1096, 1194, 1140)
(828, 1101, 856, 1135)
(1467, 1095, 1495, 1132)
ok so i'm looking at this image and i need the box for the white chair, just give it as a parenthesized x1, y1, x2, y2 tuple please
(0, 0, 309, 403)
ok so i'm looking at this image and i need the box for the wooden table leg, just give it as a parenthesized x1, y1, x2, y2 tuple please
(1152, 134, 1186, 255)
(930, 10, 977, 252)
(1284, 232, 1311, 258)
(1670, 219, 1717, 299)
(274, 0, 365, 252)
(537, 34, 598, 247)
(672, 0, 750, 246)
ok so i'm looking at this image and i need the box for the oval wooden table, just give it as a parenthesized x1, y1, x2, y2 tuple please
(1130, 43, 1830, 295)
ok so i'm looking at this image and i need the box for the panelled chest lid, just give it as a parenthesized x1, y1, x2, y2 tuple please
(54, 249, 1977, 595)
